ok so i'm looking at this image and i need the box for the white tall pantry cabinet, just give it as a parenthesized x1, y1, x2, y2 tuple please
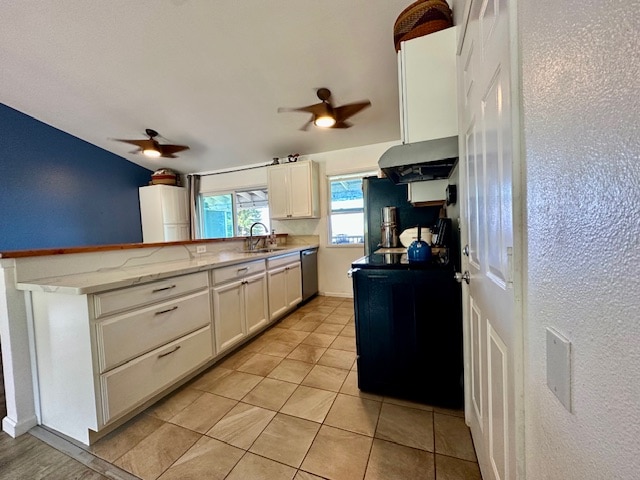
(139, 185, 190, 242)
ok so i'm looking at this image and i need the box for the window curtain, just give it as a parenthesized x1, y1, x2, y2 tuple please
(187, 174, 201, 239)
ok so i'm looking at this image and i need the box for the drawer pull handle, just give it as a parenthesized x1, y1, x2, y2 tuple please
(155, 306, 178, 315)
(158, 345, 181, 358)
(152, 284, 176, 293)
(237, 267, 249, 273)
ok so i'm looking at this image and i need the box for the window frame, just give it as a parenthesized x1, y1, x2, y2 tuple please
(326, 171, 375, 247)
(198, 187, 270, 239)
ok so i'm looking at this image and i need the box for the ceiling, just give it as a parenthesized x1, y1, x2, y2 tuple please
(0, 0, 415, 174)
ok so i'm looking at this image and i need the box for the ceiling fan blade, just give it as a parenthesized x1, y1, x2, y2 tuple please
(300, 118, 314, 131)
(113, 138, 153, 149)
(331, 121, 353, 129)
(333, 100, 371, 122)
(279, 103, 327, 116)
(159, 144, 190, 155)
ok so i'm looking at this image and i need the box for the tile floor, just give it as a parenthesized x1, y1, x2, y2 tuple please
(6, 295, 482, 480)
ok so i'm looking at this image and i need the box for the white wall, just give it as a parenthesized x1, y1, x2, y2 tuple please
(520, 1, 640, 478)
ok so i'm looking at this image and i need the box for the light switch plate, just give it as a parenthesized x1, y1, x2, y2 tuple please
(196, 245, 206, 254)
(546, 327, 572, 412)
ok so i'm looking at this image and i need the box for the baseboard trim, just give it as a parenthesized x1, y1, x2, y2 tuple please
(2, 414, 37, 438)
(319, 291, 353, 299)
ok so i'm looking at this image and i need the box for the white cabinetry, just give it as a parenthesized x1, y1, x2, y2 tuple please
(267, 161, 319, 219)
(398, 27, 458, 144)
(267, 253, 302, 321)
(211, 259, 268, 354)
(139, 185, 190, 242)
(30, 271, 212, 444)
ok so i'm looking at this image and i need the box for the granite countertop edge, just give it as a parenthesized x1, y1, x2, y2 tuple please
(16, 245, 318, 295)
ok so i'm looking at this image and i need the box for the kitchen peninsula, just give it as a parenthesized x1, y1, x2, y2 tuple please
(0, 236, 318, 445)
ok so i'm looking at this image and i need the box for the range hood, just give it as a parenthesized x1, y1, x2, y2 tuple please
(378, 136, 458, 184)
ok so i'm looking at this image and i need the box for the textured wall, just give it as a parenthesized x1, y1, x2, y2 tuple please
(520, 1, 640, 478)
(0, 103, 151, 251)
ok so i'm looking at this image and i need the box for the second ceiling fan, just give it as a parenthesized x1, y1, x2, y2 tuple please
(278, 88, 371, 131)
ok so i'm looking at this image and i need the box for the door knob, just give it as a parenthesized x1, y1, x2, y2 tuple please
(463, 244, 470, 256)
(454, 271, 470, 284)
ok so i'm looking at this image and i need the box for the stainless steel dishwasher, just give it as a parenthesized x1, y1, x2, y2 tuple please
(300, 247, 318, 302)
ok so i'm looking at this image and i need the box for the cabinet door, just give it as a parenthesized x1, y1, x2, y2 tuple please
(244, 272, 268, 334)
(212, 280, 245, 353)
(267, 166, 290, 219)
(399, 27, 458, 143)
(163, 224, 190, 242)
(162, 186, 189, 224)
(267, 266, 288, 321)
(290, 162, 318, 218)
(285, 262, 302, 308)
(289, 162, 313, 218)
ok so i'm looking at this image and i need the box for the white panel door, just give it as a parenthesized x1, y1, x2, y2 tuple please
(459, 0, 520, 479)
(267, 166, 290, 219)
(244, 272, 268, 334)
(212, 280, 245, 353)
(285, 262, 302, 308)
(267, 266, 288, 321)
(288, 162, 312, 218)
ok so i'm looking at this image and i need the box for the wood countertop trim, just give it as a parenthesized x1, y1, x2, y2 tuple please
(0, 234, 288, 259)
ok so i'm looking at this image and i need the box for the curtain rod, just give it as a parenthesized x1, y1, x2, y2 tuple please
(189, 162, 273, 177)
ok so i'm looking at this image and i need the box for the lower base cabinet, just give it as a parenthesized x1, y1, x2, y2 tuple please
(27, 250, 307, 445)
(211, 260, 268, 354)
(31, 271, 213, 445)
(267, 253, 302, 321)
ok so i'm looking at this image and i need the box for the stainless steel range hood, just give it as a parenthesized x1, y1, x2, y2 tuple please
(378, 136, 458, 184)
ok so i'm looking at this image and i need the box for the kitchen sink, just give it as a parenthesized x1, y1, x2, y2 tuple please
(240, 247, 287, 254)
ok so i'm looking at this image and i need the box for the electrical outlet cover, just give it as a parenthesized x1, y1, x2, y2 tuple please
(546, 327, 572, 412)
(196, 245, 206, 254)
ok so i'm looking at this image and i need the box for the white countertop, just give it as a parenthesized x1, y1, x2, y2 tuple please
(16, 245, 317, 295)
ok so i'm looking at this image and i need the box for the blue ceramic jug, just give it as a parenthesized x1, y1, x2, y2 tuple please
(407, 226, 432, 263)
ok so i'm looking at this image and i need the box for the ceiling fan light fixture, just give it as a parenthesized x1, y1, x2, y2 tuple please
(314, 115, 336, 128)
(142, 147, 161, 158)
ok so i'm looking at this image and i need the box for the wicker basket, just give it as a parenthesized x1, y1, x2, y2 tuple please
(393, 0, 453, 52)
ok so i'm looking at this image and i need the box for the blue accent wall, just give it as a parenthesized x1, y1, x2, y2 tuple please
(0, 103, 152, 251)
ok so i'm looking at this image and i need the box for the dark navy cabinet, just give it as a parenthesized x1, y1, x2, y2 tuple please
(352, 266, 463, 408)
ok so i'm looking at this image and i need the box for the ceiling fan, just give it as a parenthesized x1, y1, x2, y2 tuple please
(278, 88, 371, 131)
(113, 129, 190, 158)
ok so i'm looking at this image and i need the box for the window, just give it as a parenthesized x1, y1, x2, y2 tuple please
(328, 173, 374, 245)
(200, 188, 270, 239)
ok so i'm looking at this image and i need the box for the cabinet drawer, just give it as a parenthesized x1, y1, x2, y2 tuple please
(96, 290, 211, 372)
(267, 252, 300, 270)
(94, 271, 208, 318)
(100, 326, 213, 425)
(212, 260, 265, 285)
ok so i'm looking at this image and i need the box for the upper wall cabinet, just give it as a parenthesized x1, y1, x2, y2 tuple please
(139, 185, 189, 243)
(398, 27, 458, 144)
(267, 161, 319, 219)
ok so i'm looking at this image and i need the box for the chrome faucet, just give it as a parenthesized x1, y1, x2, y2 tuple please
(248, 222, 268, 251)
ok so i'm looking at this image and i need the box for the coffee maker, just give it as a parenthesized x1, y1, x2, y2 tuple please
(380, 206, 399, 248)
